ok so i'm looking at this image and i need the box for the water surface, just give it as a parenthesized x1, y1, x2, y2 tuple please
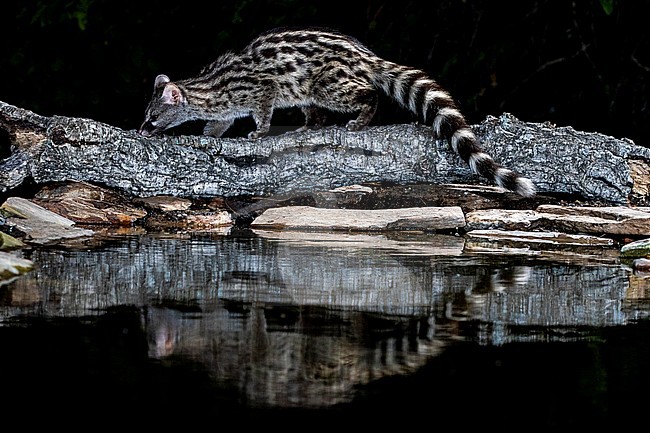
(1, 228, 648, 428)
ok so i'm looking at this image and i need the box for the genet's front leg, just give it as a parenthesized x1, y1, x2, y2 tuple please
(248, 99, 274, 139)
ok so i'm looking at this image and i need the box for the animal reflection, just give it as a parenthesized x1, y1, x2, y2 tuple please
(445, 265, 532, 321)
(143, 303, 443, 408)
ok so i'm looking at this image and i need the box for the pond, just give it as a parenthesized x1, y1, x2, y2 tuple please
(1, 227, 649, 428)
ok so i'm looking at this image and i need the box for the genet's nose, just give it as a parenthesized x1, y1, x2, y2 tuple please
(139, 121, 153, 136)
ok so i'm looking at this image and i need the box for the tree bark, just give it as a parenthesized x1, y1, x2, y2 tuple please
(1, 100, 648, 205)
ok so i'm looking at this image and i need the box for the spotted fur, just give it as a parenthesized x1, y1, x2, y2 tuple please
(139, 27, 535, 196)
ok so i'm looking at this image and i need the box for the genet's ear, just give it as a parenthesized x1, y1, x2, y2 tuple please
(154, 74, 171, 89)
(161, 83, 184, 105)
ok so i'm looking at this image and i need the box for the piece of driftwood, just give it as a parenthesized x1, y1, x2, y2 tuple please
(1, 100, 648, 204)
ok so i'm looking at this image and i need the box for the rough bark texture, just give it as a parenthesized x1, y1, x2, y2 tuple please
(1, 100, 648, 204)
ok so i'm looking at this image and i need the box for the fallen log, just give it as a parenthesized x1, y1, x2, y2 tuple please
(1, 100, 648, 204)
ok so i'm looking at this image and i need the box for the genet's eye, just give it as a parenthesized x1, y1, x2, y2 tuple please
(149, 114, 158, 122)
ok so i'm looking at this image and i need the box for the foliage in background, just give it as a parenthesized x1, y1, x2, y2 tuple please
(1, 0, 648, 146)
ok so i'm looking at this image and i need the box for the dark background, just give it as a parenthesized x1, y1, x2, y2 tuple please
(1, 0, 648, 146)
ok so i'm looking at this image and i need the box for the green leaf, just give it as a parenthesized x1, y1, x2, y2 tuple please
(600, 0, 614, 16)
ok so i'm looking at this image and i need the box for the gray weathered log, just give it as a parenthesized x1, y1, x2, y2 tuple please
(1, 100, 648, 204)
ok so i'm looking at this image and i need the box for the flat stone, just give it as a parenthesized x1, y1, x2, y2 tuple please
(135, 195, 193, 212)
(251, 205, 466, 231)
(33, 182, 147, 226)
(465, 209, 542, 231)
(464, 229, 620, 264)
(3, 196, 75, 227)
(536, 205, 650, 218)
(466, 205, 650, 236)
(328, 184, 374, 194)
(183, 212, 233, 229)
(0, 251, 34, 281)
(539, 206, 650, 235)
(0, 232, 25, 250)
(2, 197, 94, 244)
(143, 210, 233, 231)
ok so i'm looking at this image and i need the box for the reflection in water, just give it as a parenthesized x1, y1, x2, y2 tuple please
(144, 303, 441, 408)
(0, 229, 649, 411)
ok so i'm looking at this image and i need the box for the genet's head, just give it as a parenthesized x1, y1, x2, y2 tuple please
(139, 74, 187, 137)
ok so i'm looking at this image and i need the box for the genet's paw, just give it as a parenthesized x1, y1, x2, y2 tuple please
(346, 120, 364, 131)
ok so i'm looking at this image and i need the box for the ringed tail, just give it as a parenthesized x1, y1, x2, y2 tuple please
(371, 61, 536, 197)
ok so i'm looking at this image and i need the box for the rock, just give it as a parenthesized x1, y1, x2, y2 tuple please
(0, 251, 34, 281)
(328, 184, 374, 194)
(464, 230, 619, 264)
(632, 257, 650, 272)
(135, 195, 193, 212)
(2, 100, 649, 204)
(0, 232, 25, 250)
(254, 229, 466, 256)
(178, 212, 233, 229)
(1, 197, 94, 244)
(475, 113, 650, 204)
(251, 205, 466, 231)
(536, 205, 650, 235)
(621, 238, 650, 258)
(465, 209, 542, 231)
(32, 181, 147, 225)
(143, 210, 233, 231)
(466, 205, 650, 236)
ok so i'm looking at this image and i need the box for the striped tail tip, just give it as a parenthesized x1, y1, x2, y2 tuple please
(514, 177, 537, 197)
(495, 167, 536, 197)
(470, 153, 536, 197)
(514, 176, 536, 197)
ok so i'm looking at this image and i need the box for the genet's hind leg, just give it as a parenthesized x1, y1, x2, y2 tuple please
(297, 106, 328, 131)
(344, 88, 378, 131)
(310, 65, 378, 131)
(306, 106, 328, 128)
